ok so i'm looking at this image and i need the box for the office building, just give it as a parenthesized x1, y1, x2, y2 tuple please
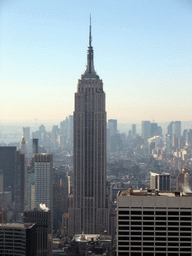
(167, 121, 181, 139)
(117, 189, 192, 256)
(132, 124, 136, 136)
(0, 223, 36, 256)
(53, 179, 68, 230)
(167, 121, 174, 136)
(150, 123, 158, 137)
(33, 138, 39, 154)
(0, 146, 16, 200)
(67, 115, 73, 145)
(108, 119, 117, 137)
(23, 127, 30, 144)
(141, 121, 151, 142)
(0, 191, 11, 208)
(24, 210, 52, 256)
(173, 121, 181, 138)
(15, 150, 25, 214)
(150, 172, 170, 191)
(27, 165, 35, 210)
(33, 154, 53, 211)
(184, 171, 192, 191)
(0, 170, 3, 193)
(68, 19, 109, 235)
(186, 129, 192, 146)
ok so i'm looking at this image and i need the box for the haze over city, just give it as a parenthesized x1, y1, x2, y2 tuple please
(1, 0, 192, 124)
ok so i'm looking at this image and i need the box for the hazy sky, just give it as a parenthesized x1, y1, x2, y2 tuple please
(1, 0, 192, 124)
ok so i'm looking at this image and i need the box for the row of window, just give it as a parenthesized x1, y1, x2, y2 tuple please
(118, 247, 191, 251)
(119, 216, 191, 220)
(118, 236, 191, 241)
(119, 227, 191, 231)
(119, 221, 191, 226)
(118, 242, 191, 246)
(118, 253, 191, 256)
(119, 211, 192, 215)
(118, 231, 191, 236)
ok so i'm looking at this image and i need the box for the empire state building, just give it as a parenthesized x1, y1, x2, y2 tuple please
(68, 19, 109, 235)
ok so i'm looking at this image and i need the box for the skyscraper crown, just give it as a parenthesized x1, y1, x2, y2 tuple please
(83, 16, 97, 77)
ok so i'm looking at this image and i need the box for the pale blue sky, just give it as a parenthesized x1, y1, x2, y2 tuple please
(1, 0, 192, 124)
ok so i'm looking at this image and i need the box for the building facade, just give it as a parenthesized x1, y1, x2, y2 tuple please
(0, 223, 36, 256)
(0, 146, 16, 200)
(141, 121, 151, 142)
(150, 172, 171, 191)
(24, 210, 52, 256)
(33, 154, 53, 211)
(117, 189, 192, 256)
(68, 19, 109, 235)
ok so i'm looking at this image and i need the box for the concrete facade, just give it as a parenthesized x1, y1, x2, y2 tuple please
(117, 189, 192, 256)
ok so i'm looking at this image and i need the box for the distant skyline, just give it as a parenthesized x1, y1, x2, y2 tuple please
(1, 0, 192, 123)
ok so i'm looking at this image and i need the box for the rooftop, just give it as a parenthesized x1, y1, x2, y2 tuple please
(0, 223, 35, 229)
(118, 188, 192, 197)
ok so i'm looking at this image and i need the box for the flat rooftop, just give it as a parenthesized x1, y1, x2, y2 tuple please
(118, 189, 192, 197)
(0, 223, 35, 229)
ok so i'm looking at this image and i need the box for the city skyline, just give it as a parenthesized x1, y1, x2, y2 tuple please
(1, 0, 192, 123)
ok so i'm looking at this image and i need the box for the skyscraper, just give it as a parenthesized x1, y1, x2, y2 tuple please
(33, 154, 53, 211)
(68, 18, 109, 235)
(141, 121, 151, 141)
(23, 127, 30, 144)
(0, 146, 16, 200)
(173, 121, 181, 138)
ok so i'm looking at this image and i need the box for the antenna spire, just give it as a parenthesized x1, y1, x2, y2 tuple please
(89, 14, 92, 46)
(83, 15, 96, 75)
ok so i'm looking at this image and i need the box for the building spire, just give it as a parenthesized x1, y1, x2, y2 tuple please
(84, 15, 96, 76)
(89, 14, 92, 47)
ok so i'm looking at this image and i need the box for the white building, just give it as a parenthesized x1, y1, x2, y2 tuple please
(150, 172, 171, 191)
(117, 189, 192, 256)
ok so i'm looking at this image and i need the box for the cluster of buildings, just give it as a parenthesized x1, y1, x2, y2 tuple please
(1, 21, 192, 256)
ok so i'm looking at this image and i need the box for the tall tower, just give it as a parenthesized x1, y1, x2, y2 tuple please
(68, 18, 109, 235)
(33, 154, 53, 211)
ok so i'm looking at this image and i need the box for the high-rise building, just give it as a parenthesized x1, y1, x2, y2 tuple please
(32, 138, 39, 154)
(15, 150, 25, 214)
(167, 121, 181, 139)
(141, 121, 151, 142)
(53, 179, 68, 230)
(132, 124, 136, 136)
(24, 209, 52, 256)
(23, 127, 30, 144)
(150, 172, 170, 191)
(33, 154, 53, 211)
(167, 121, 174, 136)
(108, 119, 117, 137)
(117, 189, 192, 256)
(150, 122, 158, 137)
(173, 121, 181, 138)
(27, 165, 35, 210)
(20, 134, 28, 208)
(186, 129, 192, 146)
(67, 115, 73, 145)
(68, 19, 109, 235)
(0, 223, 37, 256)
(0, 170, 3, 193)
(0, 146, 16, 200)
